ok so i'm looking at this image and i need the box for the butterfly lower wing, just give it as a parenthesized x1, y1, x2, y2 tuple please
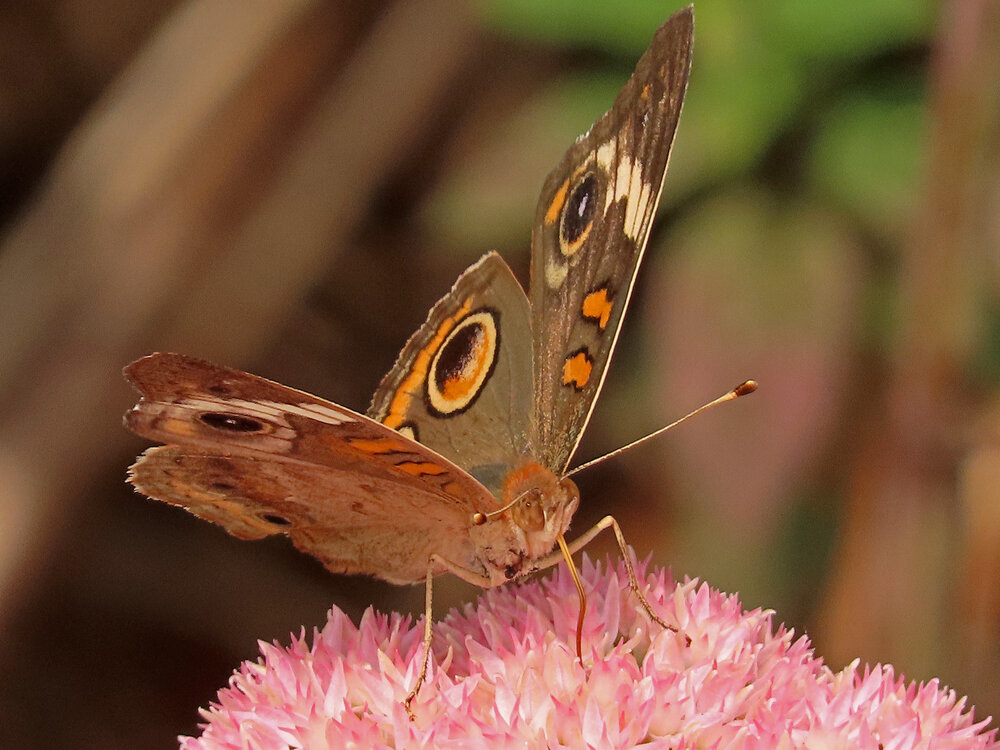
(124, 353, 499, 581)
(368, 252, 533, 495)
(528, 8, 693, 473)
(130, 447, 477, 584)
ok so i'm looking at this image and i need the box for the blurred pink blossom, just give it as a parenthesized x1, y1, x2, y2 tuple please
(181, 560, 997, 749)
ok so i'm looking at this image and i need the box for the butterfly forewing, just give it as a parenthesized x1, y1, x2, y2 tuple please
(528, 8, 693, 473)
(367, 252, 534, 495)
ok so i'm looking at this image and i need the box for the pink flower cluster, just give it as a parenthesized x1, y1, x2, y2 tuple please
(181, 560, 997, 749)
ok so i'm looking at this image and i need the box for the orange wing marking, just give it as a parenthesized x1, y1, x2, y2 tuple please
(395, 461, 449, 477)
(562, 350, 593, 391)
(581, 288, 613, 330)
(382, 300, 472, 429)
(544, 178, 570, 226)
(348, 437, 411, 455)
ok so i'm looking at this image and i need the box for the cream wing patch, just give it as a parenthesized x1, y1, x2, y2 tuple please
(613, 156, 652, 240)
(595, 135, 655, 241)
(183, 397, 356, 426)
(545, 256, 569, 290)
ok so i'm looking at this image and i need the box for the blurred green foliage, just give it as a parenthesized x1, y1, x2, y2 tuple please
(809, 81, 926, 239)
(491, 0, 930, 192)
(434, 0, 932, 259)
(436, 0, 946, 634)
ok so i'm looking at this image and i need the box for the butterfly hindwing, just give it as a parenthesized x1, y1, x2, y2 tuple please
(124, 353, 500, 581)
(129, 446, 478, 584)
(528, 8, 693, 473)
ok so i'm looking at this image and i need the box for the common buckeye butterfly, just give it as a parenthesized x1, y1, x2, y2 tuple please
(125, 7, 721, 714)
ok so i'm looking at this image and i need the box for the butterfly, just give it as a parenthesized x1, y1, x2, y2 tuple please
(125, 6, 704, 715)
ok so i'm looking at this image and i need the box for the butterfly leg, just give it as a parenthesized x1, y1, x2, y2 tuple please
(537, 515, 680, 637)
(404, 565, 435, 721)
(404, 557, 493, 720)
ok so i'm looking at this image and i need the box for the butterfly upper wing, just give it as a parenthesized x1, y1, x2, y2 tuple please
(124, 352, 499, 583)
(528, 8, 693, 473)
(367, 252, 533, 496)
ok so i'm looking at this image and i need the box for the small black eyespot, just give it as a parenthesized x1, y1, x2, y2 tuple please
(261, 513, 291, 527)
(199, 412, 264, 432)
(505, 565, 518, 580)
(561, 173, 597, 246)
(397, 421, 420, 442)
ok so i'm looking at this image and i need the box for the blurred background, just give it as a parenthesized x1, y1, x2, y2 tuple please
(1, 0, 998, 746)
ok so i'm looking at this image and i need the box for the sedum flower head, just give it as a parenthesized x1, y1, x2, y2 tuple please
(181, 559, 997, 749)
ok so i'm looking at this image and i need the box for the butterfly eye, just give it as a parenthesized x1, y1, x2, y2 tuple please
(199, 412, 264, 432)
(511, 490, 546, 532)
(559, 172, 598, 255)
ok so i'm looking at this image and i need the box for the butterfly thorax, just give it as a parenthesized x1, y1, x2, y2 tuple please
(468, 459, 579, 586)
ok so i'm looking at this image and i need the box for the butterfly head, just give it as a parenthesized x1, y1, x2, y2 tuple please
(506, 464, 580, 559)
(469, 460, 579, 584)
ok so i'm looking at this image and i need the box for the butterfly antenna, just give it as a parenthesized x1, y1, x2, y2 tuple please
(556, 533, 586, 661)
(565, 380, 757, 480)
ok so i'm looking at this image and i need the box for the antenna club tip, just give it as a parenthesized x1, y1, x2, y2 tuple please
(734, 380, 758, 397)
(472, 512, 487, 526)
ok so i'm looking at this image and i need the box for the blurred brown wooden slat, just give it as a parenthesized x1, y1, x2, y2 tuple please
(0, 0, 480, 628)
(817, 0, 1000, 700)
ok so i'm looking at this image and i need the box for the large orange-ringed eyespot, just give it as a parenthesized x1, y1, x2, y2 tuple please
(426, 308, 499, 416)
